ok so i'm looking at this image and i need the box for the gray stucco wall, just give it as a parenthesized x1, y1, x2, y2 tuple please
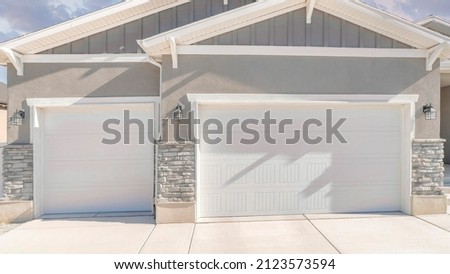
(0, 82, 6, 104)
(7, 62, 160, 144)
(161, 55, 441, 140)
(442, 86, 450, 164)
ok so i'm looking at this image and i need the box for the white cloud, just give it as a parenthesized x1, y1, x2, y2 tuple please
(364, 0, 450, 21)
(364, 0, 414, 20)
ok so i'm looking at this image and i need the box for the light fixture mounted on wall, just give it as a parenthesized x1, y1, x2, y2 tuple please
(9, 110, 25, 126)
(423, 103, 437, 120)
(173, 105, 183, 121)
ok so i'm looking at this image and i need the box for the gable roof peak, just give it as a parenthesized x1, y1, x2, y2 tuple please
(140, 0, 450, 60)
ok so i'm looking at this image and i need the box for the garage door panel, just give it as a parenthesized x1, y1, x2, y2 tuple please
(199, 104, 403, 218)
(44, 106, 153, 134)
(200, 184, 400, 217)
(200, 157, 400, 187)
(329, 186, 401, 212)
(44, 159, 153, 186)
(199, 105, 401, 129)
(44, 133, 151, 161)
(201, 130, 401, 156)
(43, 186, 152, 214)
(42, 104, 154, 215)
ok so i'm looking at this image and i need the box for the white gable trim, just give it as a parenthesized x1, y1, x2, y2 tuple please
(140, 0, 450, 61)
(319, 1, 450, 47)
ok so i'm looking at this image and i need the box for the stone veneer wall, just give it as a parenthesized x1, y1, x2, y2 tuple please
(2, 144, 33, 200)
(157, 142, 195, 203)
(412, 139, 445, 195)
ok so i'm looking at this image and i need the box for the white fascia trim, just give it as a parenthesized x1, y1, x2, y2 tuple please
(306, 0, 316, 24)
(1, 0, 189, 54)
(170, 45, 428, 59)
(187, 94, 419, 104)
(23, 54, 149, 63)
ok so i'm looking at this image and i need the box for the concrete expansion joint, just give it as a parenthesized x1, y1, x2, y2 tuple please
(304, 215, 342, 254)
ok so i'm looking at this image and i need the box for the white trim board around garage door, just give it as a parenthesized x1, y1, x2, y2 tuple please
(27, 97, 160, 217)
(188, 94, 418, 220)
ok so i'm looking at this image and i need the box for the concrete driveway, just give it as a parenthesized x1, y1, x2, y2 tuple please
(1, 212, 450, 254)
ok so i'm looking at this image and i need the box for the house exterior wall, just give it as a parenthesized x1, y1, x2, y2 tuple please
(41, 0, 255, 54)
(0, 108, 6, 143)
(0, 144, 4, 198)
(7, 62, 160, 144)
(0, 82, 6, 144)
(197, 8, 410, 48)
(161, 55, 441, 140)
(442, 86, 450, 164)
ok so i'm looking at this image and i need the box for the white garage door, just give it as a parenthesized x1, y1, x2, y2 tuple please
(198, 104, 403, 218)
(42, 104, 154, 215)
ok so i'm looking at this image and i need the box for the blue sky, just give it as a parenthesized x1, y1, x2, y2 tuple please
(1, 0, 450, 83)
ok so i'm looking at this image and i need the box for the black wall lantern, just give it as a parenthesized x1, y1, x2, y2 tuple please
(10, 110, 25, 126)
(423, 103, 437, 120)
(173, 105, 183, 121)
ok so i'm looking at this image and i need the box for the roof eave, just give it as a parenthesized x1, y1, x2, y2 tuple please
(0, 0, 189, 55)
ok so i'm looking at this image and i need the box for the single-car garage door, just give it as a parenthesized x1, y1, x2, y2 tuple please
(42, 104, 154, 215)
(198, 103, 402, 218)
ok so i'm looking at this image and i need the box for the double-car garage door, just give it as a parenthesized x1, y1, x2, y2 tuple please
(41, 104, 154, 215)
(198, 103, 403, 218)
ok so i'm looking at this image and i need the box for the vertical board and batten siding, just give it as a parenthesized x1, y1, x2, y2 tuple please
(42, 0, 255, 54)
(197, 8, 411, 48)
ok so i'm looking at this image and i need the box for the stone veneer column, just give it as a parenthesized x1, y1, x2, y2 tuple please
(156, 141, 195, 223)
(2, 144, 33, 201)
(411, 139, 447, 214)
